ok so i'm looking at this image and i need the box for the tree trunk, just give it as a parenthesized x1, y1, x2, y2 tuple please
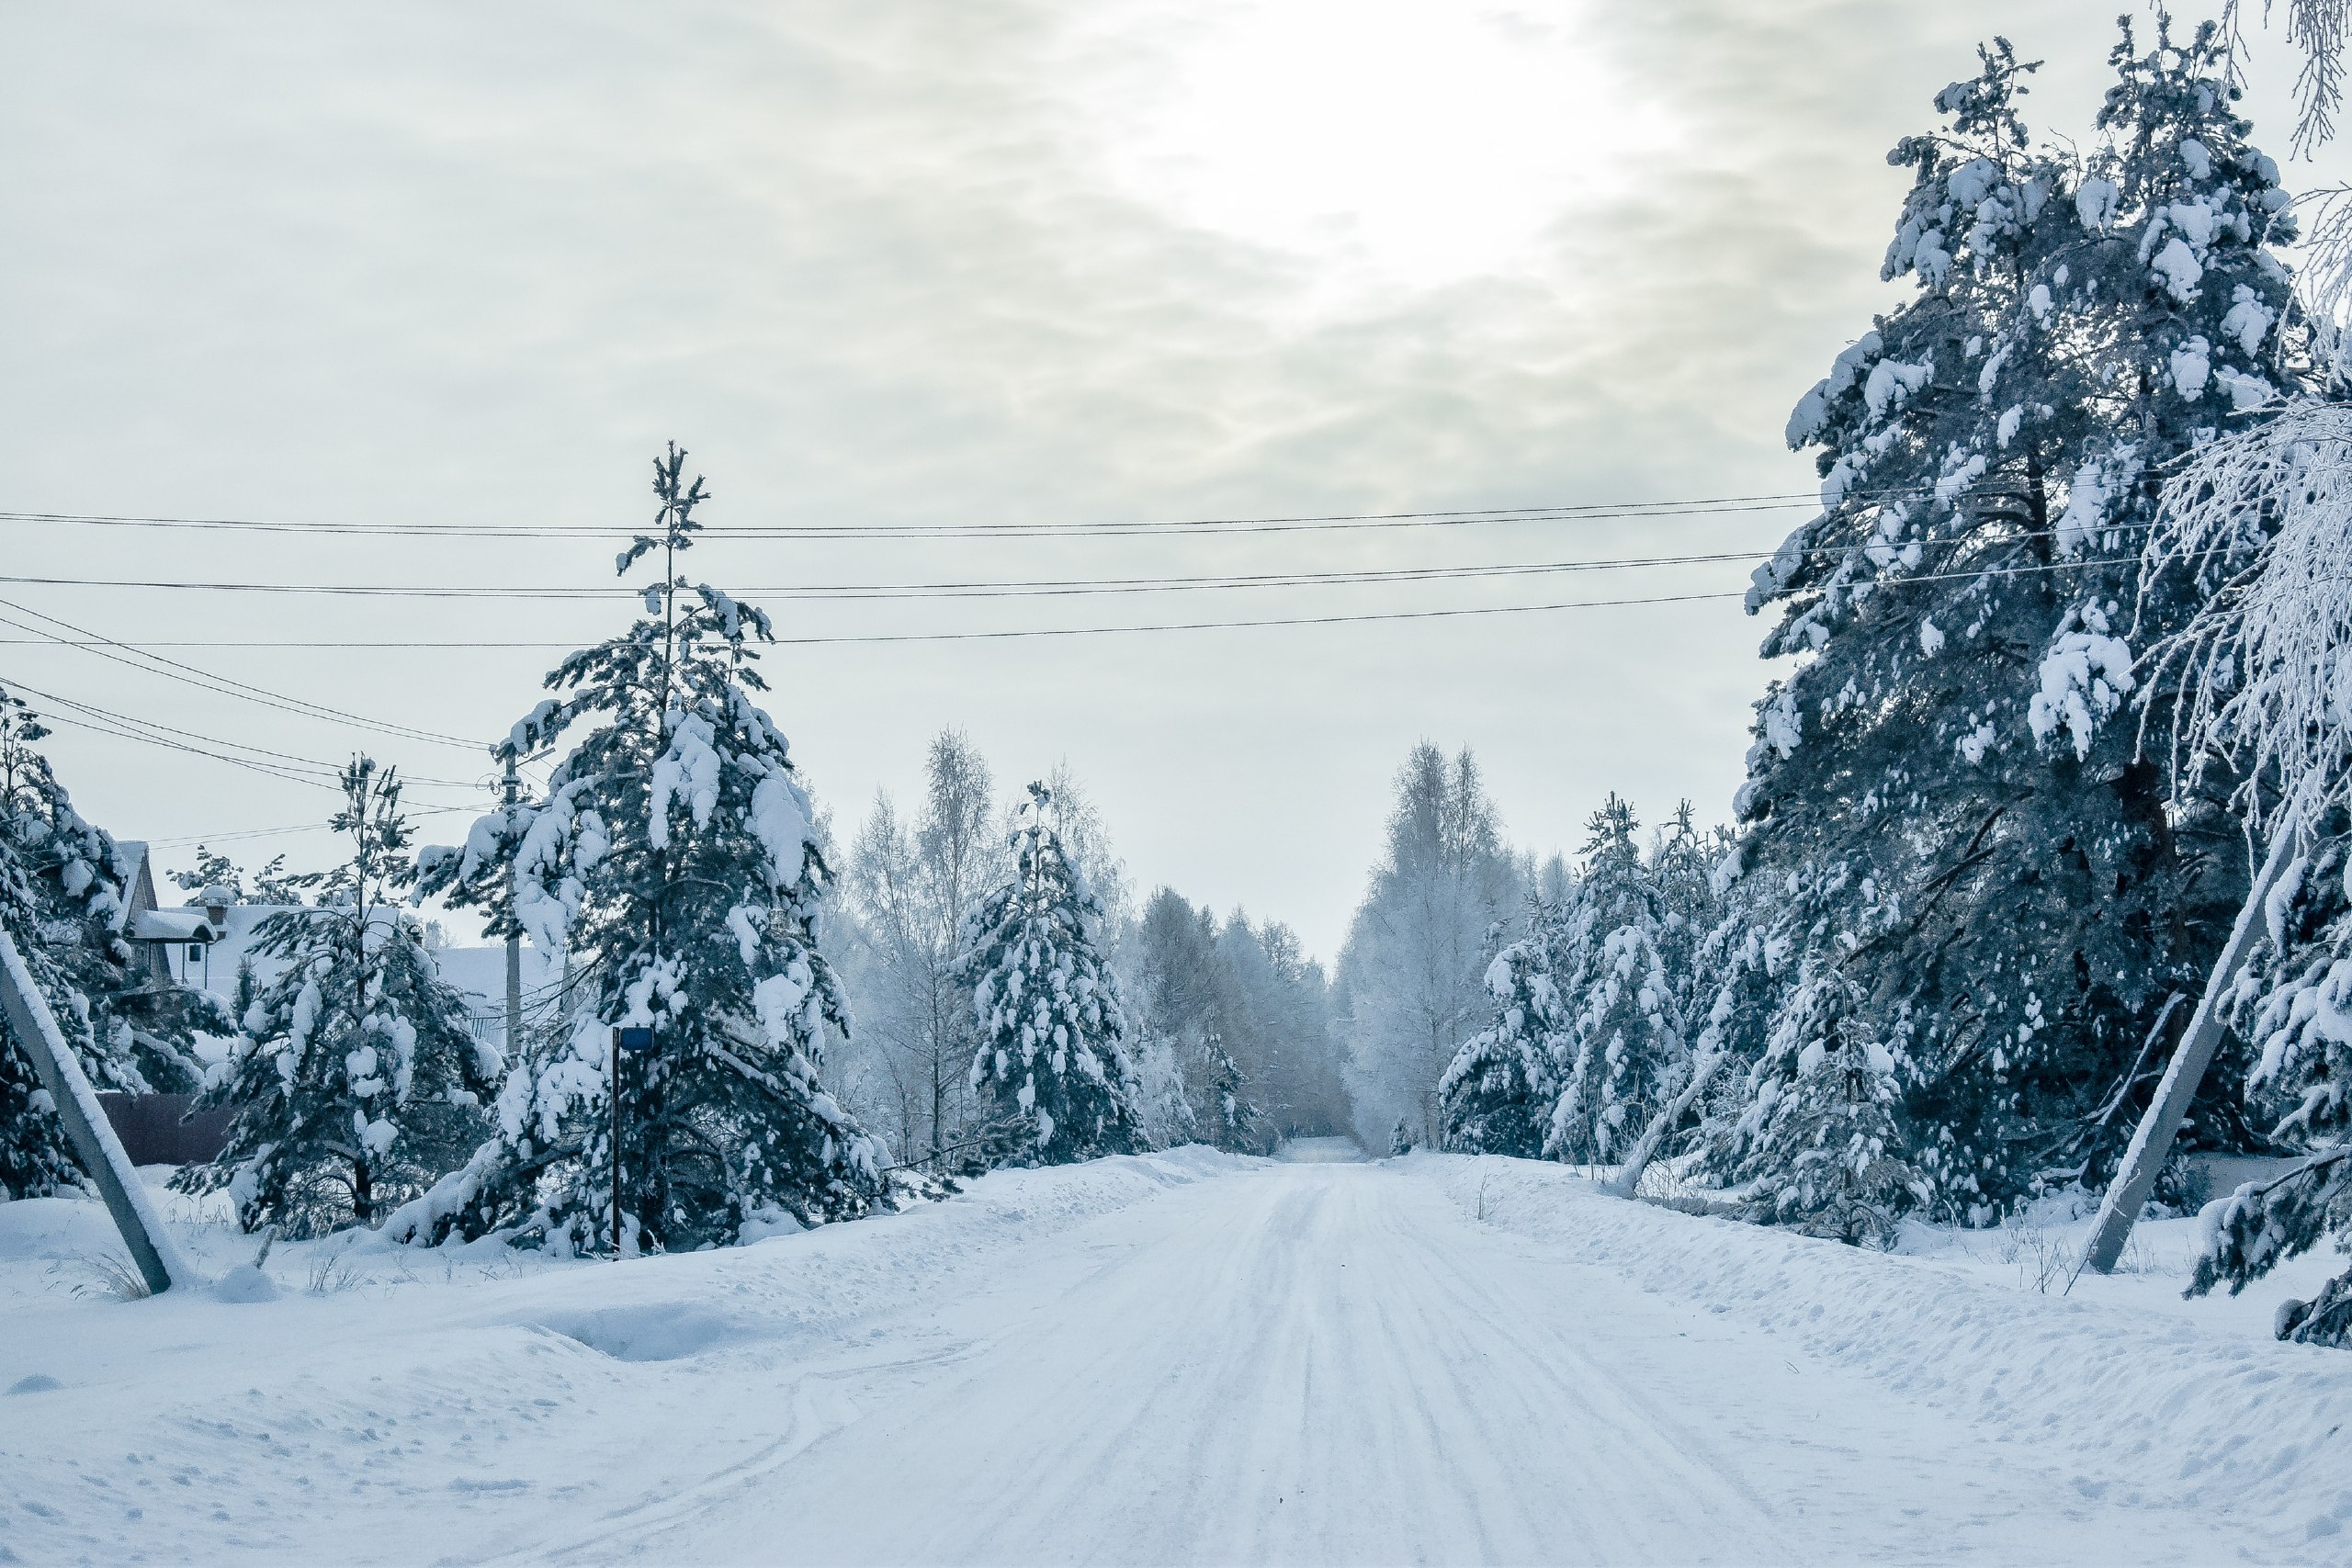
(1605, 1047, 1724, 1201)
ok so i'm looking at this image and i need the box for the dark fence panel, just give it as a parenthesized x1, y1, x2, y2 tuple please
(96, 1092, 233, 1167)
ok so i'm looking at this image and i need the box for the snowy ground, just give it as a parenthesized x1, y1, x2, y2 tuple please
(4, 1149, 2349, 1565)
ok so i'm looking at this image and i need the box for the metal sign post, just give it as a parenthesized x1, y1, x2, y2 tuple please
(610, 1026, 653, 1258)
(0, 929, 191, 1294)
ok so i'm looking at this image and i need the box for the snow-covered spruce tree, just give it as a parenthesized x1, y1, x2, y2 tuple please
(1547, 797, 1703, 1168)
(392, 445, 886, 1252)
(174, 760, 497, 1235)
(1726, 24, 2306, 1221)
(1439, 897, 1567, 1158)
(959, 783, 1145, 1166)
(1730, 964, 1928, 1247)
(1198, 1030, 1265, 1154)
(0, 684, 222, 1197)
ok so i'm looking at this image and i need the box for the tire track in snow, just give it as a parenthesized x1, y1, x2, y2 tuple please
(590, 1161, 2285, 1565)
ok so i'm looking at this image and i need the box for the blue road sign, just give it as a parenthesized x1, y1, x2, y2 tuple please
(616, 1027, 656, 1053)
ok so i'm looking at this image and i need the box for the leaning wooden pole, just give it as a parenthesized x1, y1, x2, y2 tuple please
(0, 928, 191, 1294)
(2083, 810, 2305, 1275)
(1605, 1046, 1725, 1201)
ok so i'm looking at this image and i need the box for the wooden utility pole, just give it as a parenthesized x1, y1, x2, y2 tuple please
(608, 1026, 653, 1257)
(502, 750, 524, 1060)
(2084, 808, 2308, 1273)
(0, 929, 191, 1294)
(610, 1025, 623, 1258)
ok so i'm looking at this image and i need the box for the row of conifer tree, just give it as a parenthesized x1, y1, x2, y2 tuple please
(1421, 18, 2351, 1346)
(0, 448, 1254, 1256)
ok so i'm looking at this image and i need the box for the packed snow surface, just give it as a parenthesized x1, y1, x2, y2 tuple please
(1272, 1134, 1366, 1163)
(4, 1152, 2349, 1563)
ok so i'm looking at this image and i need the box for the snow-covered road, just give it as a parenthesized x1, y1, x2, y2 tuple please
(592, 1159, 2267, 1567)
(6, 1148, 2346, 1564)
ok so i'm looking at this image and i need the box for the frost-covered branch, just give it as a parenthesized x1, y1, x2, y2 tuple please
(2229, 0, 2351, 154)
(2143, 400, 2352, 829)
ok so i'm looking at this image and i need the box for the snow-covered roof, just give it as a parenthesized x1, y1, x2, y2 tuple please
(129, 909, 220, 943)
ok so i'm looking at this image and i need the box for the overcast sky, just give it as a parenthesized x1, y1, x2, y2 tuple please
(4, 1, 2347, 960)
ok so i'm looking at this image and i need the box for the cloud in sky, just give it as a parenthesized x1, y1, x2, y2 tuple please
(3, 0, 2346, 957)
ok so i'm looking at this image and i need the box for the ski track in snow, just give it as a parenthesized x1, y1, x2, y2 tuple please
(2, 1146, 2346, 1564)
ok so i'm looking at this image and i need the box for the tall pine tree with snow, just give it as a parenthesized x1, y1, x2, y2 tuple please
(391, 445, 886, 1251)
(175, 760, 497, 1235)
(960, 783, 1145, 1167)
(0, 684, 220, 1197)
(1718, 22, 2308, 1222)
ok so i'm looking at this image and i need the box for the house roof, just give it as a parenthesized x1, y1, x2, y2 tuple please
(153, 901, 562, 1024)
(113, 840, 564, 1032)
(129, 909, 219, 942)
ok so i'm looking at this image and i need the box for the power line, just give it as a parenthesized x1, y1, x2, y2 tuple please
(29, 701, 335, 793)
(0, 554, 2113, 652)
(0, 493, 1821, 542)
(145, 807, 474, 851)
(0, 678, 494, 798)
(0, 599, 492, 750)
(55, 550, 2145, 852)
(0, 522, 2151, 605)
(0, 560, 1737, 602)
(729, 554, 2143, 647)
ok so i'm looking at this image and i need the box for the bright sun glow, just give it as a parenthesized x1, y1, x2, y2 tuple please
(1080, 0, 1674, 300)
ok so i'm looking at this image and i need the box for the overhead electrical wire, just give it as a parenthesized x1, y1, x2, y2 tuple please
(145, 805, 476, 851)
(0, 520, 2157, 607)
(0, 598, 494, 750)
(0, 551, 2164, 652)
(0, 678, 496, 799)
(5, 479, 2176, 879)
(0, 492, 1824, 542)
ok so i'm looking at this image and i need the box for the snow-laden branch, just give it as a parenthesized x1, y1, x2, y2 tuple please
(2143, 400, 2352, 829)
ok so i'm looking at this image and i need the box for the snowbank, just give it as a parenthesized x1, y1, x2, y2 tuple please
(0, 1148, 1253, 1564)
(1403, 1152, 2352, 1542)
